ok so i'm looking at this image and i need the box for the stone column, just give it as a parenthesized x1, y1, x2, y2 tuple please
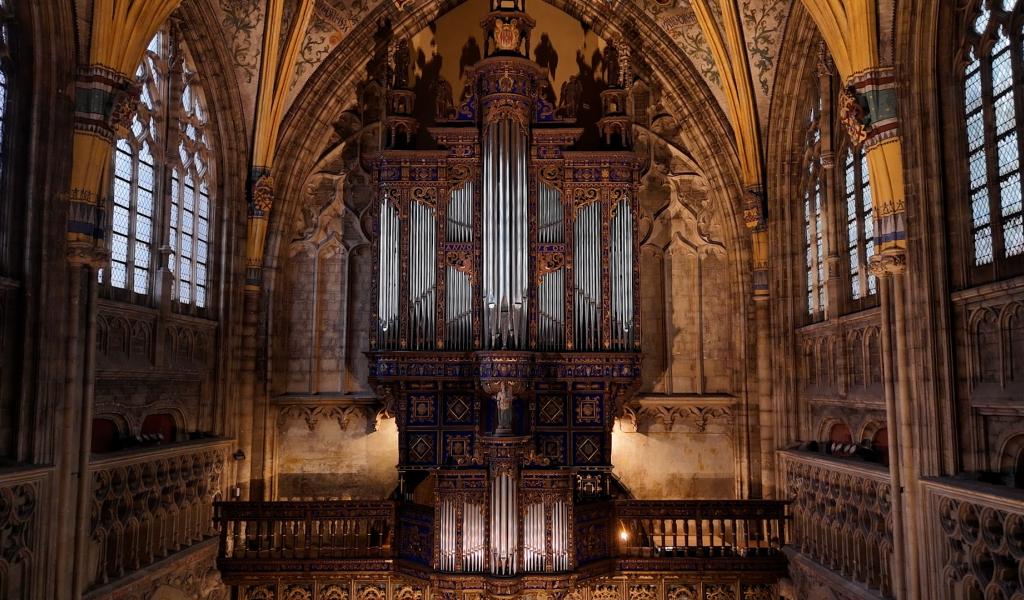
(870, 256, 908, 600)
(235, 170, 274, 500)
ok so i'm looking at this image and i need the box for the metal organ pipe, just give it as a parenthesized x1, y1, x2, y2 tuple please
(446, 183, 474, 350)
(574, 202, 601, 350)
(490, 471, 518, 575)
(483, 119, 528, 350)
(377, 194, 400, 348)
(408, 201, 437, 350)
(538, 183, 565, 350)
(610, 197, 635, 350)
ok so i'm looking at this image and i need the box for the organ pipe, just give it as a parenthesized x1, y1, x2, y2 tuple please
(446, 183, 475, 350)
(490, 471, 518, 575)
(574, 202, 602, 351)
(483, 119, 529, 350)
(538, 183, 565, 350)
(408, 201, 437, 350)
(377, 194, 400, 349)
(610, 196, 634, 350)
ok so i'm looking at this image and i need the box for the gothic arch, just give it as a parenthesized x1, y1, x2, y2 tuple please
(265, 0, 750, 308)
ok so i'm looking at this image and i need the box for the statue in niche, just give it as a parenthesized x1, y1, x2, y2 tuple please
(484, 380, 523, 436)
(604, 44, 620, 87)
(495, 385, 514, 434)
(435, 77, 454, 120)
(557, 75, 582, 119)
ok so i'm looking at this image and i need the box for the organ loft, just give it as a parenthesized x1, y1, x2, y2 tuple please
(5, 0, 1024, 597)
(372, 0, 644, 578)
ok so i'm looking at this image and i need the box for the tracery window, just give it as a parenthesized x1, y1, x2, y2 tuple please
(102, 28, 215, 310)
(803, 102, 826, 318)
(844, 146, 876, 300)
(961, 0, 1024, 270)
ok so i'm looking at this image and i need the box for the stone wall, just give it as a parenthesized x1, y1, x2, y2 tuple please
(272, 403, 398, 500)
(612, 399, 737, 499)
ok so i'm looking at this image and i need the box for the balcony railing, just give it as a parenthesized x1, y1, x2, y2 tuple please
(85, 439, 230, 590)
(921, 478, 1024, 600)
(779, 450, 894, 599)
(214, 497, 789, 583)
(215, 500, 397, 574)
(0, 465, 52, 600)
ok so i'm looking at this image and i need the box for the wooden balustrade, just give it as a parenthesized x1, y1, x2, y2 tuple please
(611, 500, 788, 560)
(215, 497, 789, 582)
(215, 500, 397, 577)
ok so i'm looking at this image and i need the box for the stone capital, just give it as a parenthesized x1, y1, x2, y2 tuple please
(868, 250, 907, 277)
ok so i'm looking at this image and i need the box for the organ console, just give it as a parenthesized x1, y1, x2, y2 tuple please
(369, 0, 642, 582)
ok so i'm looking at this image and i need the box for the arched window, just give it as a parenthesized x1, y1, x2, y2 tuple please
(961, 1, 1024, 271)
(102, 27, 215, 310)
(844, 146, 876, 301)
(803, 101, 826, 318)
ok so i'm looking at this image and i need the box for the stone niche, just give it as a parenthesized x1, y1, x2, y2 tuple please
(273, 405, 399, 500)
(611, 400, 736, 499)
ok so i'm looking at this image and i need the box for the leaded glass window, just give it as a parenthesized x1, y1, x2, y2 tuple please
(962, 1, 1024, 268)
(101, 28, 215, 310)
(804, 104, 826, 317)
(107, 33, 161, 295)
(845, 147, 876, 300)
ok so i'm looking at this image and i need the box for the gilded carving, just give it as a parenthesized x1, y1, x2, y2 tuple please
(667, 585, 698, 600)
(838, 86, 868, 145)
(251, 174, 276, 216)
(629, 585, 658, 600)
(283, 584, 313, 600)
(703, 584, 734, 600)
(395, 585, 424, 600)
(319, 584, 350, 600)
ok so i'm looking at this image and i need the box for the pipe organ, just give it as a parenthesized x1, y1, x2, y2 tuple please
(369, 0, 642, 588)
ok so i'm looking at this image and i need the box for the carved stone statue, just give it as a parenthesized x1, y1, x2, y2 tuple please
(558, 75, 582, 119)
(435, 77, 454, 120)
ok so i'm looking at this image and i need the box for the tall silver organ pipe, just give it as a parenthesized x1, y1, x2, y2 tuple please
(523, 503, 545, 572)
(610, 197, 634, 350)
(462, 502, 485, 572)
(551, 499, 569, 571)
(408, 201, 437, 350)
(446, 183, 474, 350)
(574, 202, 602, 351)
(538, 183, 565, 350)
(377, 193, 400, 348)
(483, 119, 529, 350)
(439, 498, 457, 572)
(490, 471, 518, 575)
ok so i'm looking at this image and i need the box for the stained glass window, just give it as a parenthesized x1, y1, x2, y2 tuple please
(102, 28, 215, 310)
(845, 147, 876, 300)
(962, 2, 1024, 267)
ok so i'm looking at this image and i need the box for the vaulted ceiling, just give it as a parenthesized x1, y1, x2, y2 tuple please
(215, 0, 793, 155)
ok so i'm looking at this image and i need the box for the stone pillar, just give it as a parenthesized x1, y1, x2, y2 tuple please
(56, 63, 138, 598)
(871, 257, 908, 600)
(235, 168, 274, 500)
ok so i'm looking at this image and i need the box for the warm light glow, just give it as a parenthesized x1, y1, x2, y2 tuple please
(619, 529, 629, 542)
